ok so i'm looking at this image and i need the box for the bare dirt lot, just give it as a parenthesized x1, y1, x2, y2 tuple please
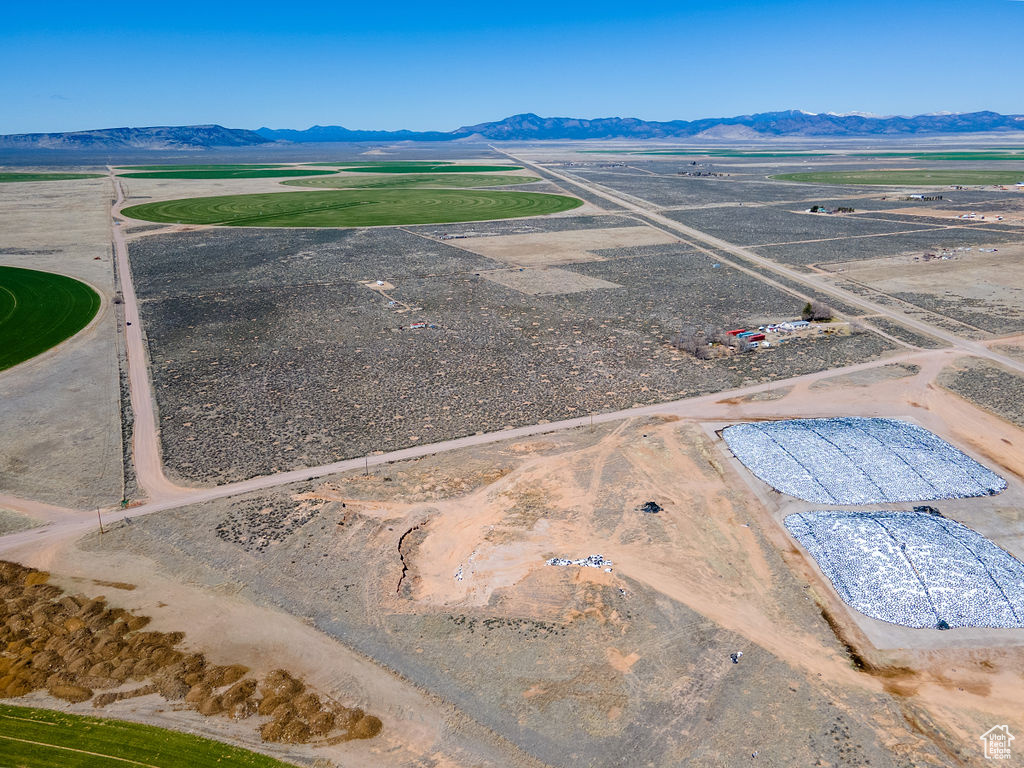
(822, 245, 1024, 335)
(35, 387, 1024, 768)
(450, 225, 677, 266)
(0, 177, 125, 508)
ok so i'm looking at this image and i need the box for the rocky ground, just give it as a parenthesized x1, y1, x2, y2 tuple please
(128, 228, 895, 484)
(940, 358, 1024, 428)
(67, 417, 997, 767)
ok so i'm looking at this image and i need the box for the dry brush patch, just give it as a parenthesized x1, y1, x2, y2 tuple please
(0, 561, 381, 746)
(130, 232, 895, 483)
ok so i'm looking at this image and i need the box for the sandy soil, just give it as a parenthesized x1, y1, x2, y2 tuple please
(447, 225, 676, 266)
(6, 349, 1019, 766)
(886, 206, 1024, 225)
(0, 177, 125, 509)
(480, 266, 622, 295)
(822, 245, 1024, 336)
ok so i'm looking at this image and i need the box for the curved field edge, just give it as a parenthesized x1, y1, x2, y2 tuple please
(116, 169, 339, 180)
(337, 164, 523, 174)
(0, 266, 101, 372)
(0, 703, 297, 768)
(119, 189, 583, 227)
(0, 173, 106, 182)
(771, 169, 1024, 186)
(117, 164, 286, 171)
(280, 173, 541, 190)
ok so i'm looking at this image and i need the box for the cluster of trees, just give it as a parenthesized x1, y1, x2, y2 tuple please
(802, 300, 834, 322)
(808, 205, 855, 214)
(673, 325, 752, 360)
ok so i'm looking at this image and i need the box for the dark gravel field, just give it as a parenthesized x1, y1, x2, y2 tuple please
(940, 359, 1024, 428)
(862, 317, 948, 349)
(752, 226, 1024, 266)
(404, 213, 638, 238)
(131, 231, 894, 484)
(665, 206, 935, 247)
(562, 170, 865, 208)
(888, 290, 1024, 335)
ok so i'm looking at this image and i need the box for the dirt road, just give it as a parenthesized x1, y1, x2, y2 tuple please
(496, 149, 1024, 376)
(0, 346, 941, 559)
(0, 164, 1005, 554)
(108, 173, 190, 501)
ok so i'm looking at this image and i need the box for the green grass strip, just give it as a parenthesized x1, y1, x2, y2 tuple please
(121, 188, 582, 227)
(116, 169, 338, 180)
(0, 266, 100, 371)
(0, 704, 296, 768)
(0, 173, 105, 182)
(281, 173, 539, 190)
(302, 161, 453, 167)
(116, 164, 285, 171)
(337, 164, 522, 174)
(771, 169, 1024, 186)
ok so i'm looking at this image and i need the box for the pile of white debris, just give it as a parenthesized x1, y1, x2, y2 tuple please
(786, 510, 1024, 629)
(546, 554, 613, 572)
(723, 417, 1005, 504)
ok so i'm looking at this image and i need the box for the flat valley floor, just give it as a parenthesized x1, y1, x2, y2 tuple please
(2, 144, 1024, 767)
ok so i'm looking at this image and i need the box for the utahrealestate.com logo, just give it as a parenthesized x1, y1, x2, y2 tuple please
(980, 725, 1014, 760)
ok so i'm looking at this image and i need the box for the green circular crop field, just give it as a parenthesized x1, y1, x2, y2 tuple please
(281, 173, 539, 190)
(0, 266, 101, 371)
(337, 163, 523, 174)
(117, 168, 339, 180)
(120, 189, 582, 227)
(772, 169, 1024, 186)
(118, 164, 285, 171)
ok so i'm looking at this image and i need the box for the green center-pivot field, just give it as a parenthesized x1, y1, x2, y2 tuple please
(336, 163, 523, 174)
(281, 173, 539, 189)
(771, 169, 1024, 186)
(304, 161, 453, 167)
(0, 703, 296, 768)
(120, 189, 582, 227)
(117, 168, 338, 179)
(0, 173, 105, 182)
(117, 164, 287, 171)
(0, 266, 100, 371)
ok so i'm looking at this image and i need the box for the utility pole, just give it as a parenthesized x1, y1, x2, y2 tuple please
(96, 508, 105, 535)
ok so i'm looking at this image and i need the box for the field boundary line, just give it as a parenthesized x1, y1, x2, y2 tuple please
(0, 733, 161, 767)
(497, 148, 1024, 376)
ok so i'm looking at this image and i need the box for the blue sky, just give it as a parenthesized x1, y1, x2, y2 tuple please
(2, 0, 1022, 133)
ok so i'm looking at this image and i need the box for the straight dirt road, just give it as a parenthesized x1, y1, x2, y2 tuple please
(1, 161, 1008, 554)
(496, 148, 1024, 376)
(0, 346, 941, 556)
(108, 174, 189, 501)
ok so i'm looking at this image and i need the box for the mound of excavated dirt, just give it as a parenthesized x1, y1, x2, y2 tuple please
(0, 560, 380, 745)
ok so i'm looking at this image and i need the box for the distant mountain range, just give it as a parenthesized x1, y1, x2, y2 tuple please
(3, 111, 1024, 149)
(0, 125, 268, 150)
(453, 110, 1024, 140)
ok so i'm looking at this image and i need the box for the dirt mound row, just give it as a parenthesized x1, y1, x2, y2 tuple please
(0, 560, 381, 744)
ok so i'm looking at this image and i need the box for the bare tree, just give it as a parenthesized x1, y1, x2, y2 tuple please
(802, 300, 834, 322)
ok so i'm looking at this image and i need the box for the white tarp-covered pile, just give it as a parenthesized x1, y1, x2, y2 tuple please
(546, 554, 612, 569)
(785, 510, 1024, 629)
(723, 417, 1006, 504)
